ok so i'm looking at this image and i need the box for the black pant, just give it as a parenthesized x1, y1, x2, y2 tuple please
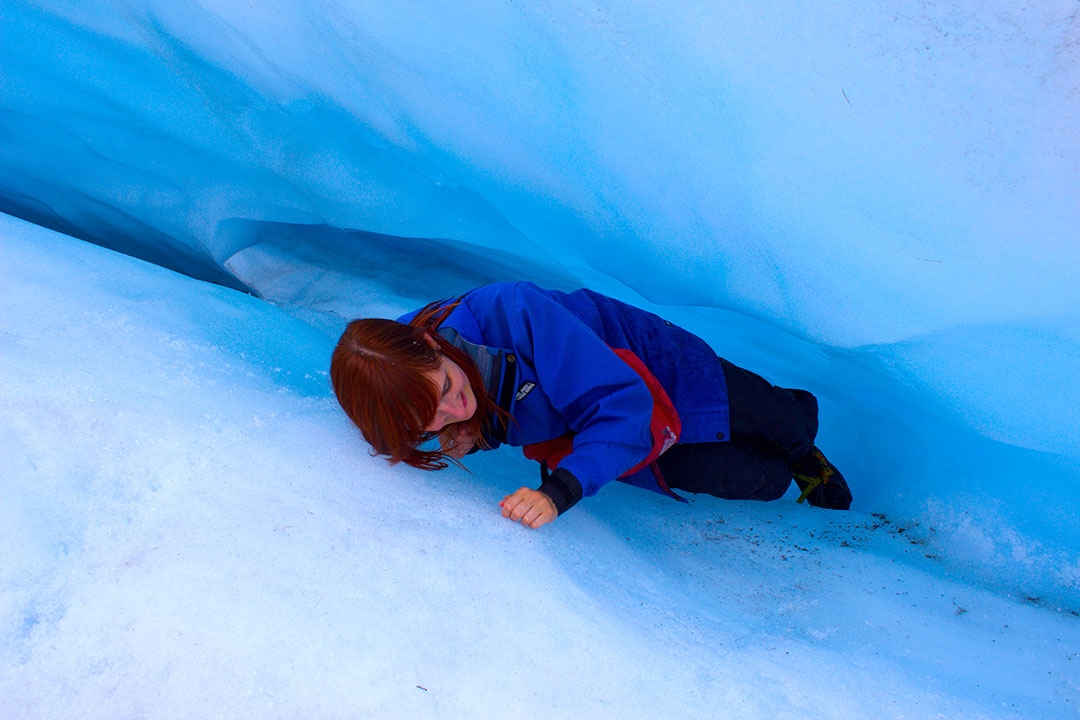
(655, 358, 818, 501)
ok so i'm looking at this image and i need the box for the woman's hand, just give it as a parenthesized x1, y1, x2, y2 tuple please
(500, 488, 557, 529)
(439, 424, 476, 459)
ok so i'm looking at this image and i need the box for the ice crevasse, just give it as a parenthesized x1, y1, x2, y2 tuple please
(1, 0, 1079, 606)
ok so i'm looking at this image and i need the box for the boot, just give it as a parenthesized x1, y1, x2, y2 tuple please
(792, 446, 852, 510)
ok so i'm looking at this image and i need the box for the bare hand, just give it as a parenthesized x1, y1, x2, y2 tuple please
(499, 487, 557, 529)
(439, 424, 476, 459)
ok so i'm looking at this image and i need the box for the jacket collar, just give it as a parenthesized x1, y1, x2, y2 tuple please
(437, 327, 518, 413)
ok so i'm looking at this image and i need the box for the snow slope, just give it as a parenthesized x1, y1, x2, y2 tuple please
(3, 214, 1078, 719)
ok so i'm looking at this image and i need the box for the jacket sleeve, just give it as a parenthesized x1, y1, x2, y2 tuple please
(496, 283, 657, 499)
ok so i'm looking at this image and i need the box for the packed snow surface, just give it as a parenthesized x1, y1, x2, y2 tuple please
(3, 215, 1078, 719)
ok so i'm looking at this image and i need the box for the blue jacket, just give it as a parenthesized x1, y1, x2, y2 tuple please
(401, 282, 731, 508)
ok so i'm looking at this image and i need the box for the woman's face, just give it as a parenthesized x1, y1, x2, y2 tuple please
(422, 354, 477, 433)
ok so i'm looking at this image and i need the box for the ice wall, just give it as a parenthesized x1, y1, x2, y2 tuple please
(2, 2, 1078, 594)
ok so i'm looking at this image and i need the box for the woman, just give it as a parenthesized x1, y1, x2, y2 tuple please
(331, 281, 852, 529)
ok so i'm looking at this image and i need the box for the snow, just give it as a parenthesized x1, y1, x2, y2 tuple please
(2, 0, 1079, 717)
(3, 215, 1078, 717)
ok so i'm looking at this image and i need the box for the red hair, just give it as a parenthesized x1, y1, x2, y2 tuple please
(330, 301, 508, 470)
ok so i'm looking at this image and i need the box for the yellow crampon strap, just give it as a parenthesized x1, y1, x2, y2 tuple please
(794, 475, 822, 504)
(794, 458, 835, 503)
